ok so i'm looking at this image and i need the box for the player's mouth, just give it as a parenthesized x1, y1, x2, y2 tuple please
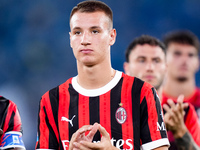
(80, 49, 93, 54)
(143, 75, 155, 80)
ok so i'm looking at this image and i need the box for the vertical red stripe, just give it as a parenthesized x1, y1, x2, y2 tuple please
(100, 92, 111, 138)
(121, 75, 134, 150)
(58, 79, 71, 149)
(39, 92, 50, 148)
(78, 94, 89, 128)
(45, 94, 59, 143)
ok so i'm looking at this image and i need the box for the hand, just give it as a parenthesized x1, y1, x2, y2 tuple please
(69, 123, 99, 150)
(74, 124, 118, 150)
(163, 95, 188, 138)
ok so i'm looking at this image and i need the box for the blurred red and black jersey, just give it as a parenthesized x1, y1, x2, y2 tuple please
(162, 88, 200, 121)
(0, 96, 23, 142)
(36, 71, 169, 150)
(162, 93, 200, 149)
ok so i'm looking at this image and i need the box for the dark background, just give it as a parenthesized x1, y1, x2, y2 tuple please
(0, 0, 200, 149)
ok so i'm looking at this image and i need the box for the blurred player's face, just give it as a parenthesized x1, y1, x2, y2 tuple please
(69, 11, 116, 66)
(166, 43, 199, 82)
(124, 44, 166, 90)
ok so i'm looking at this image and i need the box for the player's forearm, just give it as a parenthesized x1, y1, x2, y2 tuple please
(175, 131, 200, 150)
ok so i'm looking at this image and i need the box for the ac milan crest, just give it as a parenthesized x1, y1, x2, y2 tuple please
(115, 103, 127, 124)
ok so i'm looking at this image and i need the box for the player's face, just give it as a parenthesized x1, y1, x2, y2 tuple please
(166, 43, 199, 81)
(124, 44, 166, 90)
(69, 11, 116, 66)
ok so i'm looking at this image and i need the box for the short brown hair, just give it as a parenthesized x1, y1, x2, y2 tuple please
(125, 35, 166, 62)
(163, 30, 200, 54)
(70, 0, 113, 28)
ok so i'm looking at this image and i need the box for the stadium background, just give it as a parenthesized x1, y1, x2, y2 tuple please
(0, 0, 200, 149)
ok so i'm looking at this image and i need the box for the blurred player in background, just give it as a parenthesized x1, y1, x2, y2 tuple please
(162, 30, 200, 120)
(124, 34, 200, 149)
(162, 30, 200, 149)
(0, 96, 26, 150)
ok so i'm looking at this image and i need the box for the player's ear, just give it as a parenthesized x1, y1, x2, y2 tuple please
(123, 62, 130, 75)
(109, 28, 116, 46)
(69, 32, 72, 48)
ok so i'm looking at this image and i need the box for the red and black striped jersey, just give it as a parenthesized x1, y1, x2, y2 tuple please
(162, 92, 200, 149)
(36, 71, 169, 150)
(0, 96, 24, 146)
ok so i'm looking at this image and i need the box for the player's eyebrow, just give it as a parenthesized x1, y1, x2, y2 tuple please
(71, 27, 81, 30)
(90, 26, 101, 29)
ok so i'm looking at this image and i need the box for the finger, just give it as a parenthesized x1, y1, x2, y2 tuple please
(176, 95, 184, 115)
(183, 103, 189, 110)
(86, 123, 99, 140)
(167, 99, 176, 110)
(71, 125, 93, 143)
(173, 105, 184, 123)
(164, 104, 178, 125)
(163, 104, 176, 124)
(167, 100, 181, 122)
(78, 125, 93, 134)
(177, 94, 184, 104)
(98, 124, 110, 139)
(163, 104, 171, 112)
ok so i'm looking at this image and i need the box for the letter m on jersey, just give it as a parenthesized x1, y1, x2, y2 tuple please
(157, 122, 166, 131)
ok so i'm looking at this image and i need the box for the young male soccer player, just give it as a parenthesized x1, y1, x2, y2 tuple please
(35, 1, 169, 150)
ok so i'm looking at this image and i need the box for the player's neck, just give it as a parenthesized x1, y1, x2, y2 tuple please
(76, 62, 116, 89)
(163, 76, 196, 98)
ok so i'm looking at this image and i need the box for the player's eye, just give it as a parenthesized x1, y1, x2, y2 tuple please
(188, 53, 195, 57)
(174, 51, 181, 56)
(153, 58, 161, 63)
(74, 31, 81, 35)
(92, 30, 99, 34)
(138, 58, 145, 63)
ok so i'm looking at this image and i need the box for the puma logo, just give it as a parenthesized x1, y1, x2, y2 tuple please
(61, 115, 76, 127)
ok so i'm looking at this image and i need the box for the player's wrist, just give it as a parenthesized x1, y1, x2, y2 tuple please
(173, 125, 187, 139)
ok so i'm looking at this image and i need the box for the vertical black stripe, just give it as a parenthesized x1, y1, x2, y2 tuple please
(68, 84, 79, 140)
(49, 87, 64, 149)
(49, 87, 59, 131)
(184, 105, 189, 121)
(59, 138, 64, 150)
(0, 98, 9, 129)
(140, 97, 151, 144)
(89, 97, 100, 141)
(110, 78, 123, 146)
(6, 111, 15, 132)
(152, 88, 167, 138)
(132, 77, 144, 149)
(43, 107, 59, 149)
